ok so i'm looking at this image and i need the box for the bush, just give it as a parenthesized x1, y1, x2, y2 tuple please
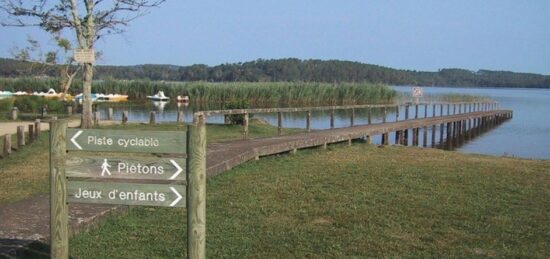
(0, 98, 14, 112)
(13, 96, 67, 113)
(223, 99, 251, 125)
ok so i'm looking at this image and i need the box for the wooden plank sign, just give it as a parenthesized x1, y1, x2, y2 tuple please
(66, 129, 186, 153)
(68, 181, 185, 207)
(66, 156, 186, 181)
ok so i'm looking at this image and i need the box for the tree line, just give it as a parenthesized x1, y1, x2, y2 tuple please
(1, 57, 549, 88)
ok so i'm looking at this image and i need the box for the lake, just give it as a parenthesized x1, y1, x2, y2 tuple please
(95, 86, 550, 160)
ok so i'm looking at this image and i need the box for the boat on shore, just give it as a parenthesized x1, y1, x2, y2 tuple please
(13, 91, 29, 96)
(75, 93, 128, 103)
(147, 91, 169, 101)
(0, 91, 13, 97)
(176, 95, 189, 102)
(34, 88, 64, 98)
(97, 94, 129, 102)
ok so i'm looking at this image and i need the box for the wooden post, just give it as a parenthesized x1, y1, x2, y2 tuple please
(431, 125, 436, 147)
(187, 115, 207, 259)
(11, 107, 18, 120)
(404, 128, 409, 146)
(423, 126, 428, 147)
(453, 104, 456, 115)
(415, 104, 419, 119)
(432, 104, 436, 118)
(149, 111, 156, 125)
(440, 104, 443, 117)
(122, 111, 129, 124)
(405, 105, 409, 120)
(424, 104, 428, 118)
(395, 131, 400, 144)
(243, 112, 249, 139)
(447, 104, 450, 115)
(49, 120, 69, 259)
(330, 109, 335, 129)
(350, 108, 355, 126)
(395, 128, 399, 144)
(41, 105, 47, 118)
(398, 130, 404, 145)
(348, 138, 352, 146)
(224, 115, 230, 125)
(108, 108, 113, 120)
(383, 107, 387, 123)
(66, 106, 73, 115)
(94, 111, 101, 126)
(28, 125, 34, 143)
(368, 108, 372, 124)
(395, 105, 400, 121)
(177, 111, 185, 124)
(366, 135, 371, 145)
(17, 126, 25, 148)
(306, 111, 311, 132)
(3, 134, 11, 156)
(277, 112, 283, 136)
(34, 119, 41, 139)
(439, 123, 444, 145)
(446, 122, 452, 140)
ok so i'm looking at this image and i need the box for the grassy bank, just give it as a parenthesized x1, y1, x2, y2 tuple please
(61, 144, 550, 258)
(0, 78, 396, 105)
(0, 120, 304, 205)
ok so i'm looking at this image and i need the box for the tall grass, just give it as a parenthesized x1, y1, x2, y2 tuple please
(0, 77, 396, 105)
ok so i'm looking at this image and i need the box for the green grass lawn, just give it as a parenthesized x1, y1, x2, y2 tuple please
(0, 119, 304, 205)
(62, 145, 550, 258)
(3, 120, 549, 257)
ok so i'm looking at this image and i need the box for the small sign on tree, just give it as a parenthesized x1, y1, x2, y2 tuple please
(73, 49, 95, 63)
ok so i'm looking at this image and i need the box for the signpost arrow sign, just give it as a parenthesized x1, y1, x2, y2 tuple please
(169, 159, 183, 180)
(67, 129, 187, 154)
(71, 130, 83, 150)
(68, 181, 186, 207)
(66, 156, 186, 181)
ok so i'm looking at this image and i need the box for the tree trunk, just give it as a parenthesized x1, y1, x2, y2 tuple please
(81, 63, 94, 128)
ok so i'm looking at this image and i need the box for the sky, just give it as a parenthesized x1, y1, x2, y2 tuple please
(0, 0, 549, 74)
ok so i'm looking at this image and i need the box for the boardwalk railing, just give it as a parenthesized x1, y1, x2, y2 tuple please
(194, 101, 501, 139)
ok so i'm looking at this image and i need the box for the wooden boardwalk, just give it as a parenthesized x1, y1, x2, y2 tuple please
(206, 109, 512, 177)
(0, 105, 512, 256)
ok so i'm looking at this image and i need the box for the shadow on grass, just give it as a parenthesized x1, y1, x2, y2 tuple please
(0, 239, 71, 259)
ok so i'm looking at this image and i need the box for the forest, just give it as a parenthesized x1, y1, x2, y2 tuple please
(1, 57, 549, 88)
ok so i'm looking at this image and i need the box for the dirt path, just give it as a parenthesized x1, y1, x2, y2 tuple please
(0, 120, 81, 136)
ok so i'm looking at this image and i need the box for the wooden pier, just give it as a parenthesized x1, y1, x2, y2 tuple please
(196, 102, 512, 177)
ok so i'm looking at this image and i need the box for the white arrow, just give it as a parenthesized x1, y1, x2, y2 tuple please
(71, 130, 83, 150)
(169, 187, 182, 207)
(169, 159, 183, 180)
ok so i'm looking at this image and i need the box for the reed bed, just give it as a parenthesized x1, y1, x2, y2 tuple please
(0, 78, 396, 105)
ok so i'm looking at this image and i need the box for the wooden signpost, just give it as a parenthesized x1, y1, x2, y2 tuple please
(49, 119, 206, 259)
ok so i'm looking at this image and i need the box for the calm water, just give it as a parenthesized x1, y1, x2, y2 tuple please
(393, 86, 550, 160)
(96, 86, 550, 160)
